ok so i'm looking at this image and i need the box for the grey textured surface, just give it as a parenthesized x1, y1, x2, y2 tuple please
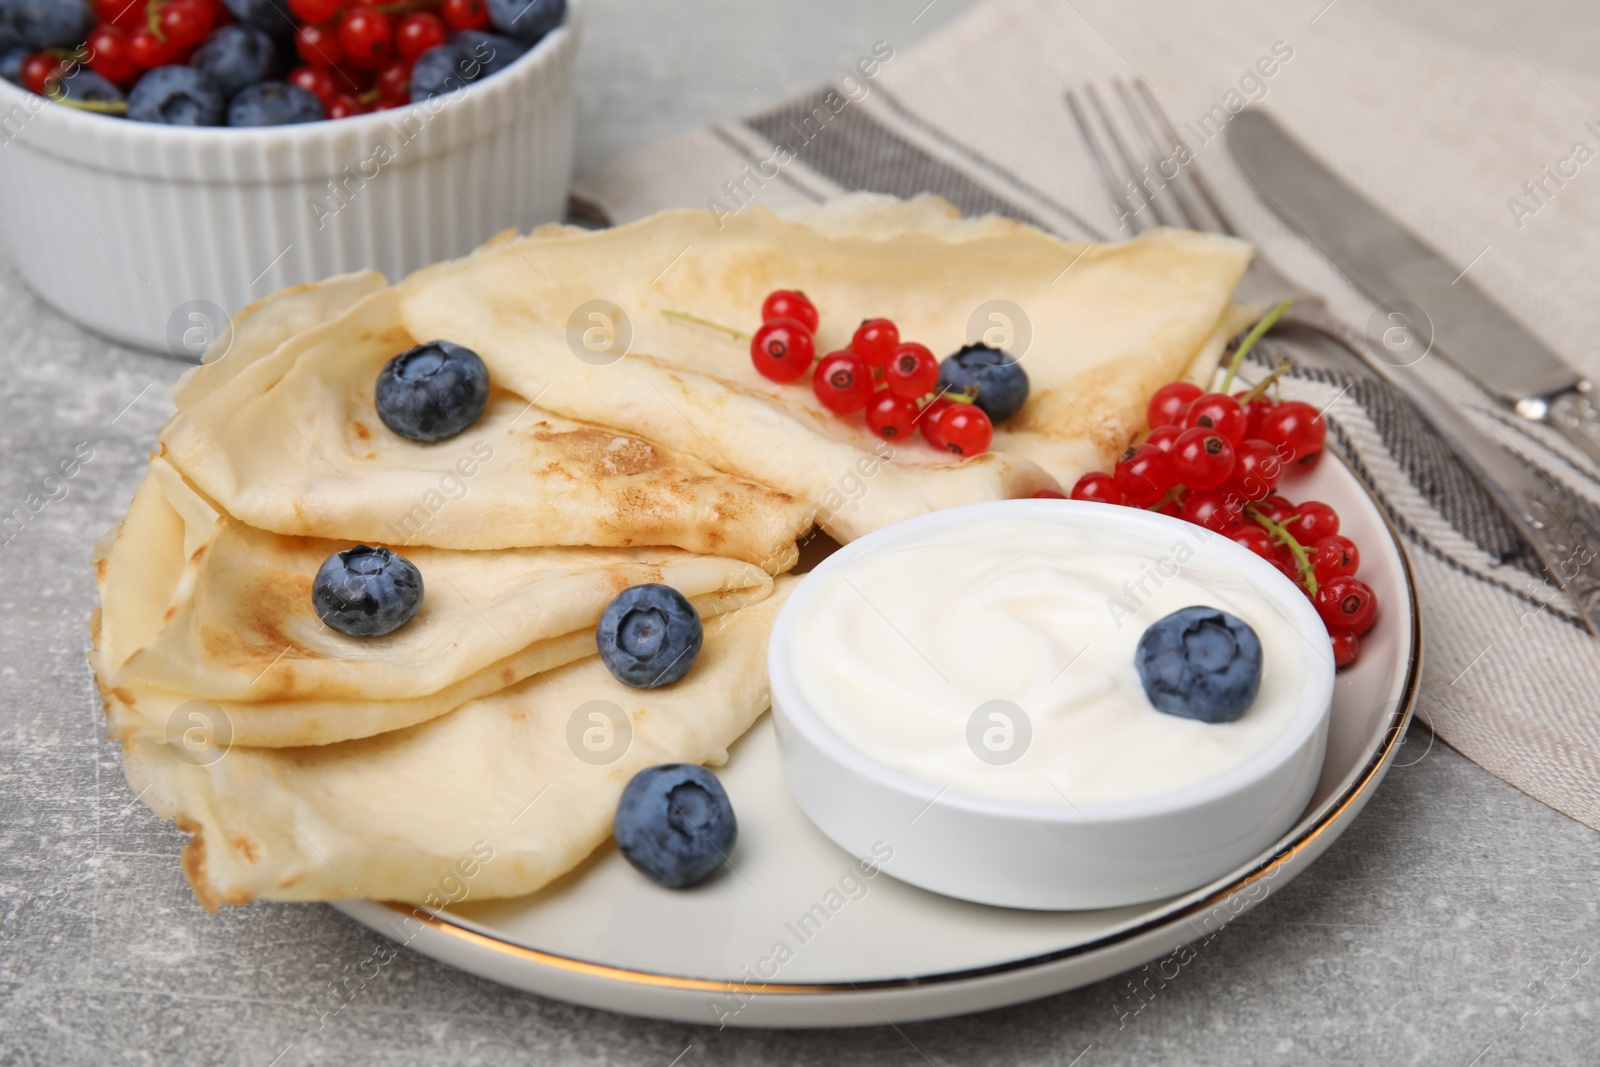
(3, 1, 1600, 1064)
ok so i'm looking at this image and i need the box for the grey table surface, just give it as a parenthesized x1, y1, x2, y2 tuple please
(4, 1, 1600, 1064)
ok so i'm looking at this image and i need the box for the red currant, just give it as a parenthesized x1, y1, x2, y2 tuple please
(376, 58, 411, 102)
(883, 342, 938, 399)
(1114, 444, 1175, 507)
(1288, 500, 1340, 543)
(128, 27, 174, 69)
(19, 54, 62, 95)
(288, 65, 339, 104)
(811, 350, 874, 414)
(1330, 628, 1359, 668)
(1315, 576, 1377, 635)
(1171, 428, 1236, 491)
(1261, 400, 1327, 467)
(1229, 525, 1276, 560)
(1256, 494, 1295, 524)
(1147, 381, 1201, 429)
(290, 0, 345, 21)
(339, 8, 393, 69)
(850, 318, 899, 369)
(1033, 489, 1068, 499)
(395, 12, 447, 62)
(441, 0, 492, 29)
(761, 290, 819, 333)
(1183, 392, 1249, 443)
(96, 0, 145, 28)
(750, 318, 815, 383)
(917, 394, 953, 447)
(1068, 473, 1120, 508)
(1311, 535, 1360, 582)
(1227, 438, 1282, 502)
(865, 390, 919, 441)
(160, 0, 214, 48)
(1180, 488, 1242, 532)
(326, 93, 366, 119)
(87, 25, 139, 83)
(1144, 425, 1182, 452)
(1236, 391, 1275, 439)
(297, 21, 344, 67)
(938, 403, 993, 456)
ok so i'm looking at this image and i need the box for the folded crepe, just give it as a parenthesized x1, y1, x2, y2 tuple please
(396, 197, 1253, 541)
(160, 285, 811, 571)
(121, 580, 790, 909)
(93, 458, 772, 747)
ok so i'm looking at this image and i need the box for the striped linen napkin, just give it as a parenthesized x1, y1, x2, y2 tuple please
(573, 0, 1600, 830)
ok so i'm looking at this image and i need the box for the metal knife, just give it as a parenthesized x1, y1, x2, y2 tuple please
(1227, 109, 1600, 468)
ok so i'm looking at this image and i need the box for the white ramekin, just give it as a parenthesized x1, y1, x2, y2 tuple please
(769, 500, 1337, 911)
(0, 4, 580, 355)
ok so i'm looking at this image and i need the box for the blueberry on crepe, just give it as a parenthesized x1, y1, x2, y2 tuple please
(936, 343, 1030, 424)
(312, 545, 424, 638)
(614, 764, 736, 888)
(597, 584, 703, 688)
(375, 340, 490, 442)
(1135, 606, 1262, 723)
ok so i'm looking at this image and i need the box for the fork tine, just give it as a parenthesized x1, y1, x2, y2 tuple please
(1065, 88, 1149, 234)
(1112, 80, 1208, 232)
(1130, 80, 1239, 238)
(1084, 84, 1177, 229)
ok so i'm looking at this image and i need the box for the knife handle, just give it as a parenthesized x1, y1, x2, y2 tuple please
(1543, 388, 1600, 473)
(1282, 309, 1600, 634)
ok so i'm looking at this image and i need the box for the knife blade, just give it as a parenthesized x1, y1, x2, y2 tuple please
(1226, 109, 1600, 466)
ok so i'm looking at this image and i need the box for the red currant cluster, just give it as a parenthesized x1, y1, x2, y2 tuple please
(748, 290, 995, 456)
(22, 1, 225, 91)
(283, 0, 465, 116)
(1068, 304, 1379, 667)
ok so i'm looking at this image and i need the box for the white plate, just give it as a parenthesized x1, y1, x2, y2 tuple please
(335, 449, 1420, 1028)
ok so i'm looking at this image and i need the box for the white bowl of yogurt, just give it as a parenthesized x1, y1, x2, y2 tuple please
(768, 500, 1337, 910)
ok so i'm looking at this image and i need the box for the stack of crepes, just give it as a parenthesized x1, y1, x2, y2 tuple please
(90, 196, 1253, 909)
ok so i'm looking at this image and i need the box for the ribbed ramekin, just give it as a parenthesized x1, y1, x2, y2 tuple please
(0, 4, 580, 355)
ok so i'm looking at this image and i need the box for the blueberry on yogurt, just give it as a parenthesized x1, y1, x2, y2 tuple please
(1, 0, 93, 51)
(614, 764, 737, 888)
(312, 545, 424, 638)
(1134, 606, 1262, 724)
(54, 68, 124, 106)
(374, 341, 490, 442)
(487, 0, 566, 46)
(227, 81, 324, 127)
(936, 343, 1030, 424)
(596, 584, 704, 689)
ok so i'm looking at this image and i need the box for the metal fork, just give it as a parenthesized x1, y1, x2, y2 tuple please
(1067, 80, 1600, 633)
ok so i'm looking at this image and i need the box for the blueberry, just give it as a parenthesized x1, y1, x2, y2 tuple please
(191, 26, 276, 100)
(55, 68, 124, 106)
(410, 41, 478, 101)
(1134, 606, 1263, 724)
(449, 30, 529, 77)
(219, 0, 296, 40)
(0, 47, 24, 85)
(1, 0, 92, 51)
(486, 0, 565, 46)
(128, 66, 225, 127)
(227, 81, 324, 127)
(597, 584, 704, 689)
(614, 764, 736, 888)
(374, 341, 490, 442)
(936, 343, 1030, 425)
(312, 545, 424, 638)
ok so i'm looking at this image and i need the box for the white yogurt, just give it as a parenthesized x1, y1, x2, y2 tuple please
(788, 514, 1314, 804)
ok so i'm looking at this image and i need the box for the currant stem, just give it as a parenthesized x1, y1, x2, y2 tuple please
(1220, 299, 1292, 394)
(661, 309, 751, 341)
(1246, 505, 1319, 596)
(1145, 487, 1183, 511)
(1238, 358, 1292, 404)
(47, 92, 129, 114)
